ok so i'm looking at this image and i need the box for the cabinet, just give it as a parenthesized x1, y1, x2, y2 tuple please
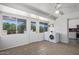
(76, 25, 79, 39)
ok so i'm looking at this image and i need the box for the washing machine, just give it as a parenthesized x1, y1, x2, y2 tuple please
(44, 31, 59, 43)
(44, 25, 59, 43)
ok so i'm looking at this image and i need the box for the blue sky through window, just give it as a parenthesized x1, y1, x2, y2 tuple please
(3, 19, 16, 24)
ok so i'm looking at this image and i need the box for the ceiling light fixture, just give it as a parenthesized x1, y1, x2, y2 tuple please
(55, 3, 64, 15)
(55, 10, 60, 14)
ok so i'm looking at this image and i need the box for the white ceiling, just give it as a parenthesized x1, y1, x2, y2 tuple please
(1, 3, 79, 20)
(25, 3, 79, 15)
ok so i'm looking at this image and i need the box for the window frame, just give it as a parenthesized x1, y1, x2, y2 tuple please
(39, 22, 48, 33)
(31, 21, 36, 32)
(2, 15, 27, 34)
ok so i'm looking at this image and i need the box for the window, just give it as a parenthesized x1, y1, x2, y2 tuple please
(44, 23, 48, 32)
(3, 16, 16, 34)
(39, 22, 48, 33)
(17, 19, 26, 33)
(3, 16, 26, 34)
(31, 21, 36, 32)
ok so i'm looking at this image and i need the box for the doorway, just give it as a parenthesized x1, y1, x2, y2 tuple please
(68, 18, 79, 45)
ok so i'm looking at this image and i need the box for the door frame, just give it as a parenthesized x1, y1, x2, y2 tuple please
(67, 17, 79, 43)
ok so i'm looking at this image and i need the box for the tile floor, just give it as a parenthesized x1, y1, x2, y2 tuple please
(0, 40, 79, 55)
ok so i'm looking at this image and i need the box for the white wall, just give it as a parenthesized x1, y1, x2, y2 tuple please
(55, 11, 79, 43)
(69, 20, 79, 28)
(0, 5, 51, 50)
(0, 13, 44, 50)
(55, 16, 68, 43)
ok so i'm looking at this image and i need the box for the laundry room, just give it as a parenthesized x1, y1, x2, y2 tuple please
(0, 3, 79, 55)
